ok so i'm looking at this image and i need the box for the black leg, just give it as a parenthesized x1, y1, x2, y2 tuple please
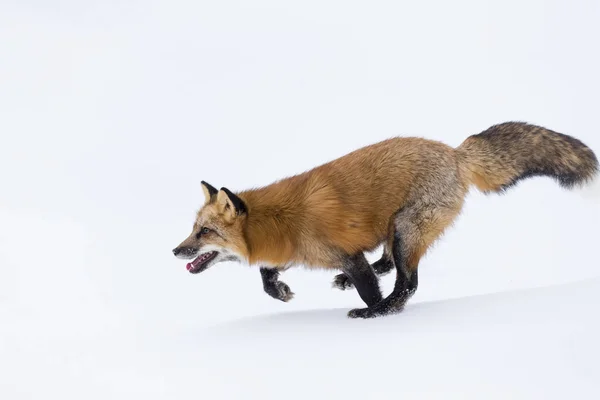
(348, 231, 417, 318)
(372, 255, 395, 275)
(260, 267, 294, 302)
(346, 197, 462, 319)
(341, 253, 383, 307)
(332, 253, 394, 291)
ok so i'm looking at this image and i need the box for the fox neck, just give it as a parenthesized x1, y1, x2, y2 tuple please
(239, 191, 304, 268)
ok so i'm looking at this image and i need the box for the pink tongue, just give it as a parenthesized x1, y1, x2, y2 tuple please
(186, 256, 202, 271)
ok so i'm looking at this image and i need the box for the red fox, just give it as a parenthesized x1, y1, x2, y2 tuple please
(173, 122, 598, 319)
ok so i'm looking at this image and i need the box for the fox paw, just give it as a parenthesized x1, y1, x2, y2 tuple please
(347, 307, 377, 319)
(348, 297, 409, 319)
(332, 273, 354, 290)
(265, 281, 295, 302)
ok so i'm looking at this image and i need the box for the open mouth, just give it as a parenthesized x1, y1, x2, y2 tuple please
(186, 251, 218, 274)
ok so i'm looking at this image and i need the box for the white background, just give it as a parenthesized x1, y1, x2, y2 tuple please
(1, 1, 599, 399)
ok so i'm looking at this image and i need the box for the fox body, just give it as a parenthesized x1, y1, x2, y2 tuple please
(173, 122, 598, 318)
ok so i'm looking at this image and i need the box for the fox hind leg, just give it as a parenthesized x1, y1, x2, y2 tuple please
(348, 201, 463, 319)
(340, 253, 383, 307)
(332, 250, 394, 290)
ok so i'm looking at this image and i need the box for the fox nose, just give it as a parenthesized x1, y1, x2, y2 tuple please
(172, 247, 181, 256)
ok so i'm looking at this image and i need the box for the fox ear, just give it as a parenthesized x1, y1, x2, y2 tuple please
(216, 187, 247, 220)
(201, 181, 218, 204)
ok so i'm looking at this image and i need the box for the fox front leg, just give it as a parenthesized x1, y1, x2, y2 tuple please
(260, 267, 294, 302)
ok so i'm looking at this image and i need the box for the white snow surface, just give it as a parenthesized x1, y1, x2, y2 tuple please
(1, 1, 600, 399)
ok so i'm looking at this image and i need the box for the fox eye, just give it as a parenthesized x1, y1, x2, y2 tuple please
(194, 227, 209, 239)
(196, 227, 211, 239)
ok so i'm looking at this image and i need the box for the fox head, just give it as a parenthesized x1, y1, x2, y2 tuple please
(172, 181, 249, 274)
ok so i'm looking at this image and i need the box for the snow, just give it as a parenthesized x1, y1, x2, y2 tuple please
(1, 1, 600, 399)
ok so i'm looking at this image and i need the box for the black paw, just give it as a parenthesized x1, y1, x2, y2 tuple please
(265, 281, 295, 302)
(348, 297, 409, 319)
(347, 307, 377, 319)
(332, 273, 354, 291)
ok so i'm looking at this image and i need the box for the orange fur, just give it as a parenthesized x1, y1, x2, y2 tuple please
(234, 138, 447, 268)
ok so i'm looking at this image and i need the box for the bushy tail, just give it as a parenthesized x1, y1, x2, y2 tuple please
(456, 122, 599, 193)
